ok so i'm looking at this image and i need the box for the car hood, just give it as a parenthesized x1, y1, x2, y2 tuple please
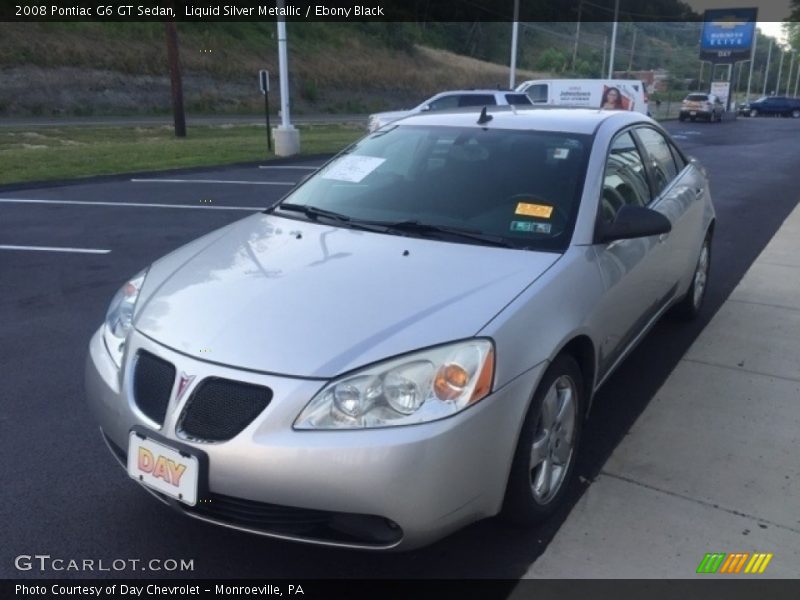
(134, 214, 559, 378)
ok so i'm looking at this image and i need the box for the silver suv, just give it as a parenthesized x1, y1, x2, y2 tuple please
(368, 89, 533, 131)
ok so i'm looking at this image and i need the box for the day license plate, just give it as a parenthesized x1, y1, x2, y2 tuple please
(690, 111, 697, 116)
(127, 431, 199, 506)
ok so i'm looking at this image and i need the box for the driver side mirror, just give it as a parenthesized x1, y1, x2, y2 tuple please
(597, 205, 671, 244)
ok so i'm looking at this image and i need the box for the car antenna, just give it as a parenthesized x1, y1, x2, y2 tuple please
(477, 106, 493, 125)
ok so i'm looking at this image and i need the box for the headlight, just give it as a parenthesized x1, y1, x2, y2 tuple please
(102, 269, 147, 368)
(294, 340, 494, 429)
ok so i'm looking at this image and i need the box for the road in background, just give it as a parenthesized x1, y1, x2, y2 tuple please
(1, 118, 798, 579)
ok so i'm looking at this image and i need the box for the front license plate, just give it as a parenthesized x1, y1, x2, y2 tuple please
(690, 111, 697, 116)
(127, 431, 199, 506)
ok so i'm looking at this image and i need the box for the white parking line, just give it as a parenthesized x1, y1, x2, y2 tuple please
(0, 198, 261, 211)
(131, 178, 296, 186)
(0, 244, 110, 254)
(258, 165, 318, 170)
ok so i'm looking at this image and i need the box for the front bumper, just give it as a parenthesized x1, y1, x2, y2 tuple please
(85, 327, 545, 550)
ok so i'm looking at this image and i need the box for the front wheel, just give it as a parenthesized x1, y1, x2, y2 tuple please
(750, 108, 759, 117)
(671, 232, 712, 321)
(501, 355, 584, 525)
(791, 109, 800, 119)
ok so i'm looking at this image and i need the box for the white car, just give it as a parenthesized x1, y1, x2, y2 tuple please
(368, 89, 533, 131)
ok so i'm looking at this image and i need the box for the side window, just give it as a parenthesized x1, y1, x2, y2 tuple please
(427, 95, 460, 111)
(458, 94, 497, 107)
(600, 132, 651, 224)
(635, 127, 678, 197)
(669, 142, 687, 172)
(527, 84, 548, 103)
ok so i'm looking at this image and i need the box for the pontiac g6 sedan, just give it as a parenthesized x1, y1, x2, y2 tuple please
(86, 107, 715, 550)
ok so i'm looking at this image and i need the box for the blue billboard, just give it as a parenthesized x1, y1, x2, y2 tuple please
(700, 8, 758, 63)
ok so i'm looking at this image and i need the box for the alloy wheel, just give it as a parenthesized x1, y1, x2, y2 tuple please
(529, 375, 577, 504)
(693, 240, 710, 309)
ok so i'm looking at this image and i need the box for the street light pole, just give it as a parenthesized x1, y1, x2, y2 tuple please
(571, 1, 582, 70)
(273, 0, 299, 156)
(509, 0, 519, 89)
(607, 0, 620, 79)
(785, 50, 796, 96)
(762, 38, 773, 96)
(745, 32, 757, 103)
(775, 48, 785, 95)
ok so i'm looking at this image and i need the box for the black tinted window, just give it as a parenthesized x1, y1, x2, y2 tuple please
(458, 94, 496, 107)
(428, 95, 460, 111)
(635, 127, 678, 197)
(505, 94, 533, 105)
(601, 132, 651, 223)
(686, 94, 709, 102)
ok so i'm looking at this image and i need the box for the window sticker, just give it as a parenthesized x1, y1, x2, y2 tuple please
(510, 221, 552, 234)
(321, 155, 386, 183)
(551, 148, 570, 159)
(515, 202, 554, 219)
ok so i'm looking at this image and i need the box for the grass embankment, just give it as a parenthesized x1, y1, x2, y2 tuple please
(0, 123, 362, 185)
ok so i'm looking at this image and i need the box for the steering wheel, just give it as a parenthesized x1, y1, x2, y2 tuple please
(504, 194, 570, 227)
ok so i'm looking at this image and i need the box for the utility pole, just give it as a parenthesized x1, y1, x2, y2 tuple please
(762, 38, 773, 95)
(509, 0, 519, 89)
(571, 1, 582, 70)
(164, 21, 186, 138)
(608, 0, 620, 78)
(785, 50, 796, 95)
(627, 26, 637, 73)
(745, 31, 757, 102)
(775, 47, 785, 94)
(698, 61, 705, 90)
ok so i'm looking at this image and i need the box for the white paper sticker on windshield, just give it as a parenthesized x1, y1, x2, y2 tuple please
(321, 155, 386, 183)
(552, 148, 569, 159)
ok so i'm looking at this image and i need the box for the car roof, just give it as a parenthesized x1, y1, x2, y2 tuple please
(396, 106, 648, 135)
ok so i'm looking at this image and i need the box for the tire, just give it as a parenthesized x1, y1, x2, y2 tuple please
(501, 354, 584, 526)
(791, 109, 800, 119)
(679, 114, 686, 122)
(750, 109, 758, 117)
(671, 231, 712, 321)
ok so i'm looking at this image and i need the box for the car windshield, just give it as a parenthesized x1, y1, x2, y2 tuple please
(686, 94, 708, 102)
(274, 125, 591, 252)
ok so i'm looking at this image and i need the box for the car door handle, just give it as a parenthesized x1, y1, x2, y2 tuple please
(694, 187, 704, 198)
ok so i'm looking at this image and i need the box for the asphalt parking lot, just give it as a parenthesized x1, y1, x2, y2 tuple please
(2, 117, 799, 579)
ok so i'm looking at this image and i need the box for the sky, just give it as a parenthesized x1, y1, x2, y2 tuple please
(686, 0, 792, 43)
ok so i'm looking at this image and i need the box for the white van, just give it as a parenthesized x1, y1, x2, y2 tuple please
(516, 79, 650, 115)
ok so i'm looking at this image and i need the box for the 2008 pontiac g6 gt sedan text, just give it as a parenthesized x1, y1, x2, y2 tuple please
(86, 107, 715, 550)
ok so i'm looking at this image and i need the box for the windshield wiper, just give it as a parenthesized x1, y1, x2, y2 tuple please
(271, 202, 353, 223)
(366, 220, 515, 248)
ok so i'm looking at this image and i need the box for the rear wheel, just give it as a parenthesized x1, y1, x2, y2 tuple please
(501, 355, 584, 525)
(671, 231, 712, 321)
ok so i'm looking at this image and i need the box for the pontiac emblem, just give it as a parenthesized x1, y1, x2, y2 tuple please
(176, 372, 196, 401)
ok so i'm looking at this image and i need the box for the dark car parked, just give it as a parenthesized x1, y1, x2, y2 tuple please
(740, 96, 800, 118)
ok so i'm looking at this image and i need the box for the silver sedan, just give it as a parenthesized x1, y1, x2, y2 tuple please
(86, 107, 714, 550)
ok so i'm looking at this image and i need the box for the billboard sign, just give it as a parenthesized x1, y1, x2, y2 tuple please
(700, 8, 758, 63)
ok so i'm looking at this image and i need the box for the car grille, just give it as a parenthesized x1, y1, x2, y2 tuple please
(132, 351, 176, 426)
(178, 378, 272, 442)
(185, 492, 403, 547)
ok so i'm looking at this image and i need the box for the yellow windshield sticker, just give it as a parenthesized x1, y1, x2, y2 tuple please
(515, 202, 553, 219)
